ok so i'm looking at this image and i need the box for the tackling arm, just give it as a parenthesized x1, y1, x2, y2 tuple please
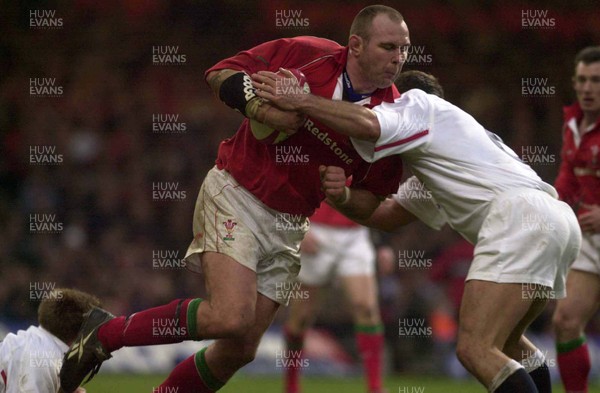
(320, 165, 417, 230)
(252, 69, 381, 142)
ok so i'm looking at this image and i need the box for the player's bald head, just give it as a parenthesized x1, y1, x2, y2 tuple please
(349, 5, 404, 43)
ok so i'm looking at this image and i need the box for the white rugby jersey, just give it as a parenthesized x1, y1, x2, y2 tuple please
(352, 89, 557, 243)
(0, 326, 68, 393)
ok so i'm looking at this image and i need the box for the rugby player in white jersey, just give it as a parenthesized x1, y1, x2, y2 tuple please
(0, 288, 98, 393)
(253, 69, 582, 392)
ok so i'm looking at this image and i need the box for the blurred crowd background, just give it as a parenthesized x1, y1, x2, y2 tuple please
(1, 0, 600, 375)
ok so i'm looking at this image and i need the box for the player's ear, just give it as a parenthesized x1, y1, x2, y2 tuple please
(348, 35, 363, 57)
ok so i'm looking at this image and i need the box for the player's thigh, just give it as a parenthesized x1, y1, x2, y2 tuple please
(554, 269, 600, 327)
(459, 280, 538, 349)
(201, 251, 257, 313)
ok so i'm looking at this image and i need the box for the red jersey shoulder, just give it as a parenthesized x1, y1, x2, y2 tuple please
(205, 36, 344, 79)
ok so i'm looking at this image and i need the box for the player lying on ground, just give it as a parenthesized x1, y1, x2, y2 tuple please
(59, 5, 408, 393)
(252, 69, 582, 392)
(552, 45, 600, 393)
(0, 288, 98, 393)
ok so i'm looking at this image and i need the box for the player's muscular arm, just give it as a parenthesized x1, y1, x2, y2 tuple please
(252, 69, 380, 142)
(206, 69, 305, 134)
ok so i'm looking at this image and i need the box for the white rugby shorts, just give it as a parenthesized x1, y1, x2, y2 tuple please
(467, 188, 581, 299)
(297, 224, 375, 286)
(184, 167, 309, 305)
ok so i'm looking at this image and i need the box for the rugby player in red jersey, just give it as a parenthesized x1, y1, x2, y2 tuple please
(552, 46, 600, 393)
(59, 5, 409, 392)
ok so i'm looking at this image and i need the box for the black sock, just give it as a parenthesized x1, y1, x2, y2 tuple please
(529, 362, 551, 393)
(494, 368, 538, 393)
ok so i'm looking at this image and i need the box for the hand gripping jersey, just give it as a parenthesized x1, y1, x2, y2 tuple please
(554, 102, 600, 214)
(205, 36, 404, 216)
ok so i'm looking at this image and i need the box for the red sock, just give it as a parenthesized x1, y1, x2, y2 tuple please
(98, 298, 203, 352)
(284, 326, 305, 393)
(157, 348, 224, 393)
(356, 325, 384, 393)
(557, 336, 590, 393)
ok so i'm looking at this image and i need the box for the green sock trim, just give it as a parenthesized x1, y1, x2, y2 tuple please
(556, 335, 586, 353)
(186, 298, 203, 341)
(354, 323, 384, 334)
(195, 347, 225, 391)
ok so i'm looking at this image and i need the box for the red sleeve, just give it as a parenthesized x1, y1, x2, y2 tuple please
(554, 127, 579, 206)
(350, 155, 403, 198)
(204, 37, 340, 80)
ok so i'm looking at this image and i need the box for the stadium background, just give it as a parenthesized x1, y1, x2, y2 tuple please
(2, 0, 600, 391)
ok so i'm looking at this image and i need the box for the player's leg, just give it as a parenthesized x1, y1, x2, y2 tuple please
(456, 280, 541, 392)
(338, 226, 383, 393)
(502, 297, 551, 393)
(553, 268, 600, 393)
(283, 224, 335, 393)
(284, 284, 321, 393)
(159, 292, 279, 392)
(341, 273, 385, 393)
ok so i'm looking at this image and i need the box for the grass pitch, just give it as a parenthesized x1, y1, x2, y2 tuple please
(88, 374, 600, 392)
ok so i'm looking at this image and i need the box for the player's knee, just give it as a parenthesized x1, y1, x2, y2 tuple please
(220, 315, 254, 337)
(350, 300, 379, 323)
(552, 309, 583, 337)
(455, 334, 484, 372)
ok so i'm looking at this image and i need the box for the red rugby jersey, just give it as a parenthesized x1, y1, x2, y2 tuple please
(311, 201, 359, 228)
(205, 36, 403, 216)
(555, 102, 600, 214)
